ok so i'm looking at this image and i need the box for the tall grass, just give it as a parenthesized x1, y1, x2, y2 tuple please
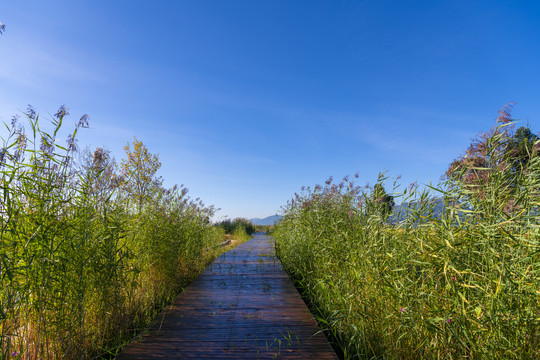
(275, 121, 540, 359)
(0, 108, 222, 359)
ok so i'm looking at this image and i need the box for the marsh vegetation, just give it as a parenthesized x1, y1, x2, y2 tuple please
(0, 107, 223, 358)
(275, 106, 540, 359)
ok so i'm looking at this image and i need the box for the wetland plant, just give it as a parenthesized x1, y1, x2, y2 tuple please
(0, 106, 222, 358)
(275, 107, 540, 359)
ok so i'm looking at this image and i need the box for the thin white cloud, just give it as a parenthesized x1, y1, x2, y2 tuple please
(0, 36, 108, 88)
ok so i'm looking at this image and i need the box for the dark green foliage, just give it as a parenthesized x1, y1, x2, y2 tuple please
(507, 126, 539, 171)
(215, 217, 255, 235)
(215, 219, 234, 233)
(373, 183, 394, 218)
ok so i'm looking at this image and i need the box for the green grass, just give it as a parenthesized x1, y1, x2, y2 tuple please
(232, 225, 253, 243)
(0, 109, 223, 359)
(274, 123, 540, 359)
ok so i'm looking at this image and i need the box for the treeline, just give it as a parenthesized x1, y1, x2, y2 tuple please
(0, 106, 223, 359)
(215, 217, 255, 235)
(274, 105, 540, 359)
(214, 218, 255, 243)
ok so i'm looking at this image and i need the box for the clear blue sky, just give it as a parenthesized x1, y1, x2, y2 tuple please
(1, 1, 539, 220)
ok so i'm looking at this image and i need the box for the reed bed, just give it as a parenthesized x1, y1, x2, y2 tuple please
(275, 120, 540, 359)
(0, 108, 222, 359)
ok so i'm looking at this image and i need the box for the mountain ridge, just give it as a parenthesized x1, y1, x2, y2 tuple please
(251, 215, 282, 225)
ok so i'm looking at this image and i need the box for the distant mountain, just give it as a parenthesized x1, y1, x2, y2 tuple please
(251, 215, 282, 226)
(389, 197, 446, 223)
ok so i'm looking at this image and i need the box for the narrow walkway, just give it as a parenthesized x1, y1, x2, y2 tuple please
(117, 233, 338, 359)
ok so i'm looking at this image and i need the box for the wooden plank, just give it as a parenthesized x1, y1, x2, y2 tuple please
(116, 234, 338, 359)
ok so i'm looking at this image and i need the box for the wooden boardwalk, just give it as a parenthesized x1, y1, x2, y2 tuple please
(117, 234, 338, 359)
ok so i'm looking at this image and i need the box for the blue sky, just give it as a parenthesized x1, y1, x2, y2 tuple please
(1, 1, 540, 220)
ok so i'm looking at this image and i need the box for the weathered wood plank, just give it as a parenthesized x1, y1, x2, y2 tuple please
(116, 234, 338, 359)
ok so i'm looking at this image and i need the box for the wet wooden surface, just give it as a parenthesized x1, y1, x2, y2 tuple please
(116, 234, 338, 359)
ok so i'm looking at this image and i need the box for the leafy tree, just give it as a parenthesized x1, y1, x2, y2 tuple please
(120, 137, 162, 213)
(506, 126, 539, 172)
(373, 183, 394, 218)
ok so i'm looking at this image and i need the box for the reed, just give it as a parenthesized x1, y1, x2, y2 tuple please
(0, 107, 222, 359)
(275, 118, 540, 359)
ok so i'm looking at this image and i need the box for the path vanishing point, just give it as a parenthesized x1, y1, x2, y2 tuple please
(117, 233, 338, 359)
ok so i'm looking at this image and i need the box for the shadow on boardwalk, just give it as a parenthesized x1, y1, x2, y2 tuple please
(117, 233, 338, 359)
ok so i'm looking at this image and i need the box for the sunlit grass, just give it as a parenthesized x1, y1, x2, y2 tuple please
(275, 121, 540, 359)
(0, 108, 222, 359)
